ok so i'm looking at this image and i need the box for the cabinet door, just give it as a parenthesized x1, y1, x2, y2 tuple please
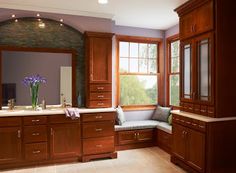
(196, 32, 214, 104)
(186, 128, 205, 173)
(136, 129, 154, 143)
(0, 127, 22, 164)
(50, 123, 81, 159)
(172, 123, 186, 160)
(88, 37, 112, 83)
(181, 40, 194, 101)
(117, 130, 137, 145)
(180, 12, 195, 39)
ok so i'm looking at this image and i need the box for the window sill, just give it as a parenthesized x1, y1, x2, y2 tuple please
(121, 105, 156, 111)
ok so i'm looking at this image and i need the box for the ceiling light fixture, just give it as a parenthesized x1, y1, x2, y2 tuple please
(11, 14, 16, 18)
(98, 0, 108, 4)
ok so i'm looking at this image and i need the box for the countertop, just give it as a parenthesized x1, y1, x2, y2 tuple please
(171, 110, 236, 122)
(0, 107, 116, 117)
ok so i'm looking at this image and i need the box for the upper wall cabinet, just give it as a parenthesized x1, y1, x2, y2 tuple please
(179, 1, 213, 40)
(85, 32, 113, 108)
(175, 0, 236, 118)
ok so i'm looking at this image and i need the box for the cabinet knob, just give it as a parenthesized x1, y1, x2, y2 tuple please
(32, 150, 41, 154)
(17, 130, 21, 138)
(96, 144, 102, 148)
(95, 128, 103, 132)
(97, 87, 104, 90)
(32, 119, 40, 123)
(50, 128, 54, 136)
(97, 103, 104, 106)
(97, 95, 104, 98)
(32, 133, 40, 136)
(95, 115, 103, 119)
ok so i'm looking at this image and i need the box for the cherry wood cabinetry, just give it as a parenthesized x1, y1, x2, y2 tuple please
(85, 32, 113, 108)
(176, 0, 236, 118)
(0, 117, 22, 164)
(81, 112, 117, 162)
(115, 129, 155, 150)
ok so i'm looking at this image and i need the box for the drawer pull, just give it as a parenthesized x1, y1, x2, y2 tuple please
(95, 115, 103, 119)
(180, 120, 185, 123)
(176, 118, 179, 121)
(208, 111, 214, 114)
(96, 144, 103, 148)
(17, 130, 21, 138)
(192, 123, 197, 126)
(200, 110, 206, 113)
(199, 125, 205, 129)
(186, 121, 191, 124)
(97, 87, 104, 90)
(95, 128, 103, 132)
(97, 95, 104, 98)
(32, 133, 40, 136)
(189, 107, 193, 110)
(32, 119, 40, 122)
(32, 150, 41, 154)
(97, 103, 104, 106)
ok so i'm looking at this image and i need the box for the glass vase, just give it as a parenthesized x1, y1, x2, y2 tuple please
(30, 84, 39, 110)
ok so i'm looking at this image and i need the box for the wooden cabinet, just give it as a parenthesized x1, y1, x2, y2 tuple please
(49, 116, 81, 159)
(172, 114, 205, 173)
(115, 129, 155, 150)
(85, 32, 113, 108)
(0, 126, 22, 164)
(81, 112, 117, 162)
(179, 1, 213, 40)
(176, 0, 236, 118)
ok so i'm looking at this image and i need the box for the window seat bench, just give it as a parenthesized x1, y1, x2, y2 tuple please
(115, 119, 172, 153)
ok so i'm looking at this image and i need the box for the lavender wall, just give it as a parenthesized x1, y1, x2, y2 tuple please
(165, 24, 179, 38)
(2, 51, 71, 105)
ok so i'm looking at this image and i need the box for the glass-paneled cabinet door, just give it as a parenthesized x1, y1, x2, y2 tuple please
(196, 33, 214, 103)
(181, 40, 193, 101)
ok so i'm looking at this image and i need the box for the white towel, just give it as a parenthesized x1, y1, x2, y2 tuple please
(65, 108, 80, 120)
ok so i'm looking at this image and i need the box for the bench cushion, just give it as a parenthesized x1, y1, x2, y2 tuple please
(115, 120, 172, 134)
(115, 120, 159, 131)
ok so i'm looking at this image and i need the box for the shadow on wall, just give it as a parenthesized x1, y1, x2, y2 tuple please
(0, 17, 85, 106)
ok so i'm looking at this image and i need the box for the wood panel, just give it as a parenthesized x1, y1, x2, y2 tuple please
(25, 142, 48, 161)
(23, 116, 47, 126)
(0, 117, 21, 127)
(82, 122, 114, 138)
(24, 125, 47, 143)
(156, 130, 172, 154)
(82, 112, 115, 122)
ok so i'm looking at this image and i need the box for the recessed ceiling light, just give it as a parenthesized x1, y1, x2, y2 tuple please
(36, 13, 40, 17)
(98, 0, 108, 4)
(11, 14, 16, 18)
(60, 19, 64, 22)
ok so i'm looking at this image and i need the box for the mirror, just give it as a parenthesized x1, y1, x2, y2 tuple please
(0, 47, 77, 108)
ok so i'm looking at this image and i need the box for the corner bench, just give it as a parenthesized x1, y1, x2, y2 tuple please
(115, 120, 172, 153)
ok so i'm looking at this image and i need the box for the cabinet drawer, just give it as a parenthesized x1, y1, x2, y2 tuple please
(25, 142, 48, 161)
(24, 125, 47, 143)
(90, 84, 111, 92)
(82, 112, 115, 122)
(89, 92, 111, 100)
(49, 115, 80, 124)
(82, 122, 114, 138)
(0, 117, 21, 127)
(23, 116, 47, 126)
(88, 100, 112, 108)
(83, 136, 114, 155)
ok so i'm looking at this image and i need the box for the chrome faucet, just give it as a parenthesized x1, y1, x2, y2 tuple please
(8, 99, 15, 110)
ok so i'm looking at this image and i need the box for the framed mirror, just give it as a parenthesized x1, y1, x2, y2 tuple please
(0, 46, 77, 109)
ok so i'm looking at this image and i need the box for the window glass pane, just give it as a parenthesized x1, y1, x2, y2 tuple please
(171, 56, 179, 73)
(171, 40, 180, 57)
(149, 44, 157, 59)
(139, 58, 148, 73)
(120, 58, 128, 73)
(139, 43, 148, 58)
(130, 43, 138, 57)
(170, 75, 180, 106)
(119, 42, 129, 57)
(130, 58, 138, 73)
(149, 59, 156, 73)
(120, 75, 157, 105)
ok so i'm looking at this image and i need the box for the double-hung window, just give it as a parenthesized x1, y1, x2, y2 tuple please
(117, 36, 160, 108)
(167, 36, 180, 106)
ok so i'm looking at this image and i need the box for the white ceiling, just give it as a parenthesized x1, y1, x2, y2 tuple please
(0, 0, 188, 30)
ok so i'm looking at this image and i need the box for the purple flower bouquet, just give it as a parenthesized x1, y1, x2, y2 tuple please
(22, 74, 46, 110)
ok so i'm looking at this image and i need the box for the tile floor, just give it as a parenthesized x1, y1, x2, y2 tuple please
(0, 147, 186, 173)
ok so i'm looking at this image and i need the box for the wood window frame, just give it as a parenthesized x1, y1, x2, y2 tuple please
(166, 34, 180, 109)
(116, 35, 164, 111)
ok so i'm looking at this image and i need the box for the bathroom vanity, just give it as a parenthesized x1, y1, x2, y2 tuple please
(0, 107, 116, 170)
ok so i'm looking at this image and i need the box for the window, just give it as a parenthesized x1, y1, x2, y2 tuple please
(167, 36, 180, 106)
(117, 36, 160, 108)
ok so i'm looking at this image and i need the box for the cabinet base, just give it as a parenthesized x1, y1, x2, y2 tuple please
(171, 155, 199, 173)
(81, 152, 117, 162)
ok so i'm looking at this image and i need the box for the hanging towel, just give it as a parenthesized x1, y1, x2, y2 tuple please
(65, 108, 80, 120)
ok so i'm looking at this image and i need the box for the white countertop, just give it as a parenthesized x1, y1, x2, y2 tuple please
(0, 107, 116, 117)
(171, 110, 236, 122)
